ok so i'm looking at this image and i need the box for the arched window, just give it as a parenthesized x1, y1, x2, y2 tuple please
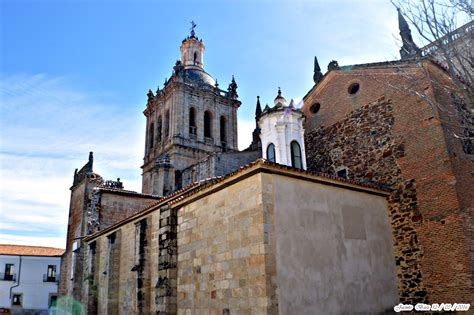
(267, 143, 276, 163)
(290, 141, 303, 169)
(193, 51, 197, 64)
(164, 111, 170, 138)
(220, 116, 226, 145)
(204, 111, 212, 138)
(189, 108, 197, 136)
(148, 123, 154, 150)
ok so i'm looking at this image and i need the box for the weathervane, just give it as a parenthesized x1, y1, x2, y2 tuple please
(190, 20, 197, 37)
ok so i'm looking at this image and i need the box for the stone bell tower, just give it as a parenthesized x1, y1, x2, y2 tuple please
(141, 23, 241, 196)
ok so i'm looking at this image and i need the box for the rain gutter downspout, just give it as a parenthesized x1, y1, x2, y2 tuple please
(9, 255, 22, 298)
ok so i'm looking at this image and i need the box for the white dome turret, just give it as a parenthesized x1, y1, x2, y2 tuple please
(259, 88, 306, 169)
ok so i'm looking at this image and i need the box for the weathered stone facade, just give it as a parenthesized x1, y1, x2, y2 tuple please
(81, 161, 398, 314)
(302, 59, 474, 303)
(58, 154, 161, 305)
(181, 151, 259, 187)
(141, 33, 242, 196)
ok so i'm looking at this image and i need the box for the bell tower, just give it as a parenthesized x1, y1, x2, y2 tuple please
(141, 24, 241, 196)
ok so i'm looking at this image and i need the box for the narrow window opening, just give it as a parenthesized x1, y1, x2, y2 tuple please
(148, 123, 154, 150)
(164, 111, 170, 138)
(204, 111, 212, 138)
(189, 108, 197, 137)
(290, 141, 303, 169)
(193, 51, 197, 64)
(175, 170, 182, 191)
(220, 116, 226, 150)
(267, 143, 276, 163)
(157, 116, 162, 142)
(88, 242, 96, 284)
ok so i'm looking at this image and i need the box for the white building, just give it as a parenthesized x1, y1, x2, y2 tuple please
(259, 88, 307, 169)
(0, 245, 63, 314)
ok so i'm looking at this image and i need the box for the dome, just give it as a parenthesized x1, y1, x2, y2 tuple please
(183, 68, 216, 86)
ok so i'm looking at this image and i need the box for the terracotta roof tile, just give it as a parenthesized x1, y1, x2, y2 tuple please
(0, 244, 64, 256)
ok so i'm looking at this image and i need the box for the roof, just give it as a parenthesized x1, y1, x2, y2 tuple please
(0, 244, 64, 257)
(84, 159, 390, 242)
(302, 56, 446, 101)
(182, 68, 216, 86)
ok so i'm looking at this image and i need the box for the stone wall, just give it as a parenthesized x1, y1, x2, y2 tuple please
(265, 173, 398, 314)
(79, 162, 401, 314)
(98, 191, 158, 230)
(177, 175, 271, 314)
(181, 150, 259, 188)
(306, 97, 428, 303)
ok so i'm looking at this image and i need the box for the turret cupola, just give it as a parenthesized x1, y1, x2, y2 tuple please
(180, 21, 205, 69)
(274, 87, 288, 107)
(259, 88, 307, 170)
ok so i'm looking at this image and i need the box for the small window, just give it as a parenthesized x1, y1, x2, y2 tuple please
(45, 265, 57, 282)
(108, 233, 116, 245)
(49, 295, 58, 308)
(193, 51, 197, 64)
(310, 102, 320, 114)
(4, 263, 14, 281)
(12, 293, 22, 306)
(267, 143, 276, 163)
(290, 141, 303, 169)
(348, 83, 360, 95)
(337, 168, 348, 179)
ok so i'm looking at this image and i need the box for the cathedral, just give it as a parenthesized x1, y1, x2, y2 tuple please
(59, 13, 473, 315)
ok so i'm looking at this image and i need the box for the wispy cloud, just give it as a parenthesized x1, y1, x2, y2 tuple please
(0, 73, 145, 248)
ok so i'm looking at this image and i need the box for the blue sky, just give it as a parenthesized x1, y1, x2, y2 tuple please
(1, 0, 405, 248)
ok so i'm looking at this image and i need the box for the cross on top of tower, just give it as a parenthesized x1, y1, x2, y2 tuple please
(190, 20, 197, 37)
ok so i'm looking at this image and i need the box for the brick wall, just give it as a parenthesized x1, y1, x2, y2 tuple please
(303, 61, 473, 302)
(306, 98, 427, 303)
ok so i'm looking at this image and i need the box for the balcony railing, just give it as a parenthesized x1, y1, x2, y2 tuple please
(43, 274, 58, 283)
(0, 273, 16, 281)
(189, 126, 197, 138)
(204, 137, 214, 145)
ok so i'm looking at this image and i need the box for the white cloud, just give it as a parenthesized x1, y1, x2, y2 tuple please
(0, 74, 144, 248)
(0, 233, 66, 249)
